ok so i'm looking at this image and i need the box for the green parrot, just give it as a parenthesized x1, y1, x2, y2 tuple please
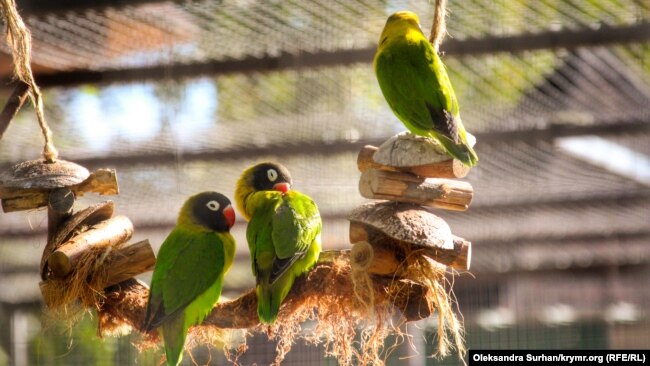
(142, 191, 236, 366)
(374, 10, 479, 167)
(235, 162, 322, 324)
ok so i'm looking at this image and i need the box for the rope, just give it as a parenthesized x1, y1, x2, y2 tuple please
(1, 0, 58, 162)
(429, 0, 447, 52)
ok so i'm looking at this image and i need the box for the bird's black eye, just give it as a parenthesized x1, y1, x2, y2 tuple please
(267, 168, 278, 182)
(206, 200, 220, 211)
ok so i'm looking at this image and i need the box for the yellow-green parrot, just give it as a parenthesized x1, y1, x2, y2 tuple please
(235, 162, 321, 324)
(142, 192, 236, 366)
(374, 10, 479, 167)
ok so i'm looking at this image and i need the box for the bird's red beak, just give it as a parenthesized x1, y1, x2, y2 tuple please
(223, 205, 235, 228)
(273, 182, 291, 194)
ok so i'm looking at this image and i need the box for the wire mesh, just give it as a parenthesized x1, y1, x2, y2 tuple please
(0, 0, 649, 365)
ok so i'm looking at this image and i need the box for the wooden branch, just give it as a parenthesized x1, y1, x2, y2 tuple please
(202, 251, 432, 328)
(1, 168, 118, 212)
(99, 278, 150, 336)
(103, 240, 156, 288)
(358, 145, 469, 179)
(46, 187, 74, 247)
(100, 251, 433, 335)
(48, 215, 134, 278)
(73, 169, 119, 197)
(0, 81, 29, 139)
(359, 168, 473, 211)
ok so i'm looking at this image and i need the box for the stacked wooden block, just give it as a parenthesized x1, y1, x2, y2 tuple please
(349, 132, 473, 274)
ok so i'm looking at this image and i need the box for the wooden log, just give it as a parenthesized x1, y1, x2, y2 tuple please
(41, 201, 115, 280)
(349, 208, 471, 271)
(103, 240, 156, 288)
(48, 215, 134, 278)
(46, 187, 75, 248)
(0, 81, 30, 139)
(350, 241, 407, 277)
(358, 168, 473, 211)
(73, 169, 119, 197)
(1, 168, 118, 212)
(357, 145, 469, 179)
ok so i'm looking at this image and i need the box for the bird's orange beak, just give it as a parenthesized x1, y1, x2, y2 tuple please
(223, 205, 235, 228)
(273, 182, 291, 194)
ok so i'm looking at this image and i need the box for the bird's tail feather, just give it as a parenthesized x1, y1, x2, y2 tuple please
(436, 134, 478, 167)
(257, 274, 295, 324)
(162, 314, 187, 366)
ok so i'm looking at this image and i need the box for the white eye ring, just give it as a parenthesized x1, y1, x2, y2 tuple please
(206, 200, 220, 211)
(267, 168, 278, 182)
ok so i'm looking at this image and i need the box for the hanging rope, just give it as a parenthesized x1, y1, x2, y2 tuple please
(1, 0, 58, 162)
(429, 0, 447, 52)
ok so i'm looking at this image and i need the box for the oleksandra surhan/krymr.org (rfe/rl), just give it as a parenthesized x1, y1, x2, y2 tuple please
(470, 350, 647, 365)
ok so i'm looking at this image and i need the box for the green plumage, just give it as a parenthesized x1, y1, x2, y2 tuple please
(143, 192, 235, 366)
(247, 190, 321, 324)
(374, 11, 478, 167)
(235, 163, 321, 325)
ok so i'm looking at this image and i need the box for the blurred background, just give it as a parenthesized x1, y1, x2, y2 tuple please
(0, 0, 649, 365)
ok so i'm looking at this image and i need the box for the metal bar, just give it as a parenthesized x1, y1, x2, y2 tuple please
(16, 118, 646, 170)
(443, 21, 650, 55)
(472, 227, 650, 248)
(15, 0, 179, 15)
(478, 118, 650, 143)
(2, 194, 649, 240)
(33, 48, 374, 88)
(23, 22, 650, 88)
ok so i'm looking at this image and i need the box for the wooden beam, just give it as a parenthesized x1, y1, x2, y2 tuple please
(0, 82, 30, 139)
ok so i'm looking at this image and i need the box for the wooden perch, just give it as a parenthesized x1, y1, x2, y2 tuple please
(100, 251, 433, 336)
(1, 168, 119, 212)
(203, 251, 432, 328)
(358, 145, 469, 179)
(349, 202, 471, 271)
(103, 239, 156, 288)
(48, 215, 134, 278)
(359, 168, 473, 211)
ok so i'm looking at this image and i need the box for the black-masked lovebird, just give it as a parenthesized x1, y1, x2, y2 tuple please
(142, 192, 236, 366)
(235, 162, 322, 324)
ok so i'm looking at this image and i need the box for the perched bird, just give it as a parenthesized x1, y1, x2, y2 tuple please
(235, 162, 322, 324)
(374, 10, 478, 167)
(142, 192, 236, 366)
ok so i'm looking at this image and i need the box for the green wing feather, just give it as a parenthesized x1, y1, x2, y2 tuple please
(270, 192, 321, 281)
(143, 228, 226, 331)
(143, 227, 232, 366)
(246, 190, 321, 323)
